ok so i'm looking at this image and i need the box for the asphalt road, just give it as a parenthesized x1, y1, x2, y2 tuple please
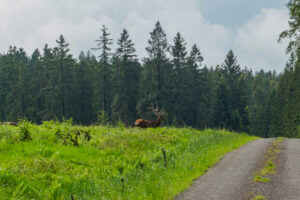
(175, 138, 300, 200)
(264, 139, 300, 200)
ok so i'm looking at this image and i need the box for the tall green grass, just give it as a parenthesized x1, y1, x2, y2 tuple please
(0, 120, 257, 199)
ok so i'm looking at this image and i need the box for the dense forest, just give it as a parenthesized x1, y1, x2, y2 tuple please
(0, 1, 299, 138)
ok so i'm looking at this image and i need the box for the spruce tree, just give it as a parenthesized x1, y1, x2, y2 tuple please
(138, 22, 172, 122)
(92, 25, 113, 120)
(214, 50, 249, 131)
(40, 44, 58, 121)
(187, 45, 206, 127)
(112, 29, 141, 125)
(171, 32, 188, 125)
(53, 35, 75, 120)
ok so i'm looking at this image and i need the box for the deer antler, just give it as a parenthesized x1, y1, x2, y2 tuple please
(135, 105, 165, 128)
(149, 106, 165, 118)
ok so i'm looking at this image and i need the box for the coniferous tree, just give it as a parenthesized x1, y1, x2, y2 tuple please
(53, 35, 75, 120)
(112, 29, 141, 124)
(92, 25, 113, 120)
(138, 22, 172, 122)
(40, 44, 57, 121)
(4, 47, 30, 121)
(29, 49, 42, 122)
(214, 50, 248, 131)
(74, 51, 94, 124)
(186, 44, 205, 127)
(0, 22, 297, 138)
(171, 32, 188, 125)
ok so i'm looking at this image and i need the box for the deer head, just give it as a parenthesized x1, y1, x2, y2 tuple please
(149, 106, 165, 121)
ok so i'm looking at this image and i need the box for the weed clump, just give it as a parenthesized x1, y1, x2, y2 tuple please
(253, 138, 284, 182)
(18, 120, 32, 141)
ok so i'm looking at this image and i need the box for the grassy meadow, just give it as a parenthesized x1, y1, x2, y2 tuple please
(0, 120, 257, 199)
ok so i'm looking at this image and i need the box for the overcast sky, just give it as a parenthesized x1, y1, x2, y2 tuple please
(0, 0, 290, 72)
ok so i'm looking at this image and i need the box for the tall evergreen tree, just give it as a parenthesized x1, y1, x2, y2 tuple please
(53, 35, 75, 120)
(138, 22, 172, 122)
(40, 44, 58, 121)
(171, 32, 188, 125)
(112, 29, 141, 124)
(3, 47, 30, 121)
(186, 45, 207, 128)
(214, 50, 248, 131)
(92, 25, 113, 120)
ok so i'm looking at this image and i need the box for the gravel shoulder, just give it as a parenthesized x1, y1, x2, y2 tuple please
(175, 138, 273, 200)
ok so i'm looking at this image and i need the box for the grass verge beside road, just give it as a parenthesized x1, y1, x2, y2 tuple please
(0, 120, 257, 199)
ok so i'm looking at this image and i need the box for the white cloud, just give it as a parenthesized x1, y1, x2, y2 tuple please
(0, 0, 290, 71)
(121, 0, 232, 64)
(234, 8, 289, 72)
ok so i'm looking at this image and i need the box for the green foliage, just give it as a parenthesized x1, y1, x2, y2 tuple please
(279, 0, 300, 53)
(92, 25, 113, 118)
(0, 21, 297, 138)
(253, 195, 266, 200)
(112, 29, 141, 124)
(18, 119, 32, 141)
(97, 109, 110, 126)
(213, 50, 249, 132)
(0, 122, 257, 199)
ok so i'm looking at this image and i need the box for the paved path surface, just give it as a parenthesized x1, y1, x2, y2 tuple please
(267, 139, 300, 200)
(176, 138, 300, 200)
(176, 139, 273, 200)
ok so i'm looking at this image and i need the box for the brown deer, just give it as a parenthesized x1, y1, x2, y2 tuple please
(0, 122, 18, 126)
(135, 106, 165, 128)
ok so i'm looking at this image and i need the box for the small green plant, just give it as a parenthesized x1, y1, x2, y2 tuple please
(117, 120, 125, 130)
(253, 174, 271, 182)
(253, 195, 266, 200)
(161, 148, 167, 168)
(18, 120, 32, 141)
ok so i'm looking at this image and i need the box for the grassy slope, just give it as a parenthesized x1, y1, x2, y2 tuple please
(0, 121, 257, 199)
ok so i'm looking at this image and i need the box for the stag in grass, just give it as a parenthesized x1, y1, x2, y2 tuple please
(135, 106, 165, 128)
(0, 122, 18, 126)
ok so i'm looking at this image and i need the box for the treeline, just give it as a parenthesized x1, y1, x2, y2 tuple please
(0, 21, 299, 137)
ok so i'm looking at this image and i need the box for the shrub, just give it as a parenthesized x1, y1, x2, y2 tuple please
(18, 120, 32, 141)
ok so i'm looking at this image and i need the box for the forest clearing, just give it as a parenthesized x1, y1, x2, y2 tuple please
(0, 0, 300, 199)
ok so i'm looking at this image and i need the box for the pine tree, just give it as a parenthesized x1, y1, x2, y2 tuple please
(171, 32, 188, 125)
(53, 35, 75, 120)
(138, 22, 172, 122)
(112, 29, 141, 125)
(92, 25, 113, 120)
(270, 54, 295, 137)
(186, 44, 206, 128)
(214, 50, 248, 131)
(40, 44, 58, 121)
